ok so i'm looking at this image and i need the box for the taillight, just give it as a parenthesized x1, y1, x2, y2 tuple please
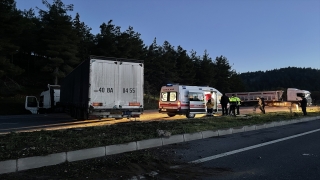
(129, 102, 140, 106)
(92, 102, 103, 106)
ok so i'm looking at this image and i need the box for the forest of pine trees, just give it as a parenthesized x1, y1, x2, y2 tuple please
(1, 0, 319, 103)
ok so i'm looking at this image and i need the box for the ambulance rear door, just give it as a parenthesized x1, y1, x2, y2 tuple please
(188, 91, 206, 114)
(159, 85, 180, 113)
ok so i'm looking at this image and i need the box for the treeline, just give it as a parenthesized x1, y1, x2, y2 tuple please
(0, 0, 319, 101)
(240, 67, 320, 92)
(0, 0, 245, 96)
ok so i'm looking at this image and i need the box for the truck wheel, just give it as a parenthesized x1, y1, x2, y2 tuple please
(186, 113, 195, 118)
(167, 113, 176, 117)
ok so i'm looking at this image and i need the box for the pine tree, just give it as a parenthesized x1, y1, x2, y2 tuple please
(115, 26, 146, 59)
(38, 0, 80, 85)
(0, 0, 24, 78)
(17, 8, 42, 79)
(193, 50, 215, 86)
(175, 46, 195, 85)
(212, 55, 233, 92)
(93, 20, 120, 57)
(72, 13, 94, 62)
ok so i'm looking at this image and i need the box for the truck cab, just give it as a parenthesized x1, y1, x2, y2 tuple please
(25, 84, 61, 114)
(287, 88, 312, 106)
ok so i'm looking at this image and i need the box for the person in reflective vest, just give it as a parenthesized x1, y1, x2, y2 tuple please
(235, 96, 241, 115)
(229, 94, 237, 116)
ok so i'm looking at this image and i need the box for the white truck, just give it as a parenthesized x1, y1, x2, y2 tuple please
(60, 56, 144, 120)
(158, 84, 222, 118)
(25, 84, 62, 114)
(25, 56, 144, 119)
(226, 88, 312, 107)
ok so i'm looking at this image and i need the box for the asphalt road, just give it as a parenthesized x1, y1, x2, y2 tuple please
(0, 106, 314, 133)
(159, 117, 320, 180)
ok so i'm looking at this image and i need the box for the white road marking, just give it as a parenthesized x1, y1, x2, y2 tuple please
(189, 128, 320, 164)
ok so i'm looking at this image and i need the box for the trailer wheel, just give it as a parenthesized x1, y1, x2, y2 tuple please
(186, 113, 195, 118)
(77, 108, 85, 120)
(83, 110, 89, 120)
(70, 108, 76, 118)
(75, 108, 81, 120)
(167, 113, 176, 117)
(75, 108, 79, 120)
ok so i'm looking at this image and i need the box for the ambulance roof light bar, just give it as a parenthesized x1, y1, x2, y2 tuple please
(166, 83, 179, 87)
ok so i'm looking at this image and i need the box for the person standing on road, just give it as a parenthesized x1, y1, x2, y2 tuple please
(254, 97, 265, 114)
(229, 94, 237, 116)
(300, 95, 307, 116)
(206, 99, 214, 116)
(220, 93, 229, 116)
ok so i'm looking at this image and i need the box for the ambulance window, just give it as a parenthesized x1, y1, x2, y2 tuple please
(189, 92, 204, 101)
(161, 92, 177, 101)
(161, 92, 168, 101)
(169, 92, 177, 101)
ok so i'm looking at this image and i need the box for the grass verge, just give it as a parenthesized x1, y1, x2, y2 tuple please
(1, 109, 320, 161)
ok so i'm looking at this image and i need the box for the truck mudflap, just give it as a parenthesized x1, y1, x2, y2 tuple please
(89, 108, 143, 119)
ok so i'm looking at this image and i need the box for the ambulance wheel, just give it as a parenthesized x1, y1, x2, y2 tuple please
(186, 113, 195, 118)
(167, 113, 176, 117)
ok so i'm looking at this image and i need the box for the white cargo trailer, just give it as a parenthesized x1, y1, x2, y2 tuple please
(60, 56, 144, 120)
(226, 88, 312, 107)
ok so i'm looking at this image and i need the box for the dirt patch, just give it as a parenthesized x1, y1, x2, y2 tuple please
(0, 145, 232, 180)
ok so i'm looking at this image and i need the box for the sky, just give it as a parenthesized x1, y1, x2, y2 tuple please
(15, 0, 320, 73)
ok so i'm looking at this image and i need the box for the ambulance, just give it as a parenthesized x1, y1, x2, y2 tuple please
(159, 84, 223, 118)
